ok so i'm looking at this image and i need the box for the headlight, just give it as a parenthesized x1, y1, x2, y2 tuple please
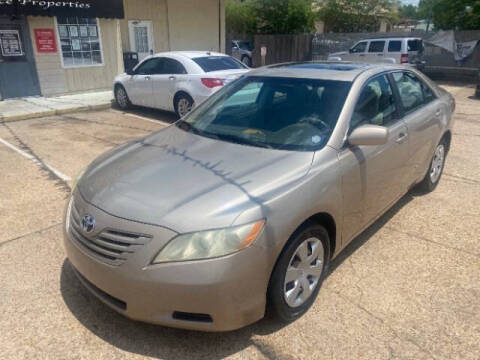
(152, 220, 265, 263)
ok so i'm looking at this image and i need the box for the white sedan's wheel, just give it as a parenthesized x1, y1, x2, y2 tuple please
(115, 86, 130, 110)
(175, 94, 194, 118)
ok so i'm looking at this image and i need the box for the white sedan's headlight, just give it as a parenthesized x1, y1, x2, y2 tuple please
(153, 220, 265, 263)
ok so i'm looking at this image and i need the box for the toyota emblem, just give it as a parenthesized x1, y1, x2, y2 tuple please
(81, 214, 95, 233)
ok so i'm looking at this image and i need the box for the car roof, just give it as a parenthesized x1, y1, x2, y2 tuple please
(358, 37, 422, 42)
(247, 61, 405, 82)
(152, 51, 228, 59)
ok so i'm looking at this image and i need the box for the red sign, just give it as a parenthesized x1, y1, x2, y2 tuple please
(34, 29, 57, 53)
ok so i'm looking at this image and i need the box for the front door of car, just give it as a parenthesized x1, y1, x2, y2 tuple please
(348, 41, 368, 62)
(150, 57, 187, 111)
(126, 58, 162, 106)
(339, 73, 410, 244)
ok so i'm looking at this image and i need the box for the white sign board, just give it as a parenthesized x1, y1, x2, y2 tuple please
(260, 46, 267, 57)
(0, 30, 23, 57)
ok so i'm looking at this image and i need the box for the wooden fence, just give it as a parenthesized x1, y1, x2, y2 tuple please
(252, 34, 313, 67)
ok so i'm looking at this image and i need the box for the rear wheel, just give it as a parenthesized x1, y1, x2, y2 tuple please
(115, 85, 131, 110)
(416, 138, 447, 193)
(174, 93, 194, 118)
(267, 224, 330, 322)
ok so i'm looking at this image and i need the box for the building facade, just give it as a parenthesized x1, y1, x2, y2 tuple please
(0, 0, 225, 99)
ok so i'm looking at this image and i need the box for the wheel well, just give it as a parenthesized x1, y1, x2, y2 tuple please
(304, 213, 337, 258)
(173, 91, 193, 108)
(114, 82, 124, 91)
(441, 130, 452, 153)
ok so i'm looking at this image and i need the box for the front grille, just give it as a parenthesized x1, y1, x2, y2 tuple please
(69, 199, 152, 266)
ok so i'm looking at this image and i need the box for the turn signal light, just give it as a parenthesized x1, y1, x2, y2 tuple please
(201, 78, 224, 88)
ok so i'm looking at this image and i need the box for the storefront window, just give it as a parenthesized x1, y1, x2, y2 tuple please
(56, 17, 103, 67)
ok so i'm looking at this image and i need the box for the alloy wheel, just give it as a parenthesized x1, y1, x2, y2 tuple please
(177, 98, 192, 117)
(116, 87, 128, 108)
(283, 237, 324, 308)
(430, 144, 445, 184)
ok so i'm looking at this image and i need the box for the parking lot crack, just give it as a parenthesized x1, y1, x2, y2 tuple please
(1, 123, 71, 192)
(0, 223, 62, 248)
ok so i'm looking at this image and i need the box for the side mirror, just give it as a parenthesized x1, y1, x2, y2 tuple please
(348, 124, 389, 146)
(349, 48, 354, 53)
(126, 68, 135, 76)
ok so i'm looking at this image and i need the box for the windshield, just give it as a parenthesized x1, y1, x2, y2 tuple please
(193, 56, 247, 72)
(176, 76, 351, 151)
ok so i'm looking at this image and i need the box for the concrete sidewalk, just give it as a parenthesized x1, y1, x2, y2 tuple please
(0, 90, 113, 123)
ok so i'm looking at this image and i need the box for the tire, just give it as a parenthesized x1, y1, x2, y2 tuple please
(415, 137, 448, 193)
(114, 85, 131, 110)
(174, 93, 194, 118)
(267, 224, 330, 322)
(241, 55, 252, 67)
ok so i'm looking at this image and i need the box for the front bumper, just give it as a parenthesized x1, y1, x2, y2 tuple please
(63, 192, 270, 331)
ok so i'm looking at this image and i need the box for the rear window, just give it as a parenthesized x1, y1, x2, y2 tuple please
(369, 41, 385, 53)
(193, 56, 247, 72)
(407, 39, 423, 52)
(388, 40, 402, 52)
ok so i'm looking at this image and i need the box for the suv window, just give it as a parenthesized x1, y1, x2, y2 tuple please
(407, 39, 423, 52)
(351, 74, 397, 129)
(392, 72, 424, 113)
(368, 41, 385, 53)
(388, 40, 402, 52)
(351, 41, 367, 53)
(162, 58, 187, 74)
(134, 58, 163, 75)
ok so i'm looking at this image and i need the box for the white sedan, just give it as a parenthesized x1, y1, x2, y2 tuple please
(114, 51, 250, 117)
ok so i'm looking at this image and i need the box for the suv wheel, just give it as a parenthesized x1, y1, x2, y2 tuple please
(268, 224, 330, 322)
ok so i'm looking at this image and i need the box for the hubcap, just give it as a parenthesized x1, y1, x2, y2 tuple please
(284, 237, 324, 308)
(177, 98, 192, 117)
(430, 144, 445, 184)
(116, 88, 127, 108)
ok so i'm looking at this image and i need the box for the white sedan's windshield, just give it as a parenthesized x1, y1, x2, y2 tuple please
(177, 76, 351, 151)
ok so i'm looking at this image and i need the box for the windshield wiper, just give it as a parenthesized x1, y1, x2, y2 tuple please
(176, 120, 222, 141)
(216, 134, 273, 149)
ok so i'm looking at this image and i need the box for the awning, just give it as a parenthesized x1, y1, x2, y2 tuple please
(0, 0, 124, 19)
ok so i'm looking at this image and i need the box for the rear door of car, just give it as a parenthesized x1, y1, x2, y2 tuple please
(390, 71, 445, 184)
(366, 40, 386, 63)
(386, 40, 402, 63)
(339, 73, 409, 243)
(150, 57, 187, 110)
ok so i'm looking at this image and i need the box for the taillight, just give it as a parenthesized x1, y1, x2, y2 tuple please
(201, 78, 224, 88)
(400, 53, 409, 64)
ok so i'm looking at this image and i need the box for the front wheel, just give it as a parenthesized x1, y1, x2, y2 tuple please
(114, 85, 131, 110)
(415, 138, 447, 193)
(267, 224, 330, 322)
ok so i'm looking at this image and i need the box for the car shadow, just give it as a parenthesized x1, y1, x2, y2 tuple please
(60, 189, 421, 359)
(111, 102, 179, 125)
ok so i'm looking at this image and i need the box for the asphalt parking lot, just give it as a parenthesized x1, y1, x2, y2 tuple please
(1, 84, 479, 359)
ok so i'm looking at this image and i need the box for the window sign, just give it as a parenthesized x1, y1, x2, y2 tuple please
(57, 17, 102, 67)
(0, 29, 23, 57)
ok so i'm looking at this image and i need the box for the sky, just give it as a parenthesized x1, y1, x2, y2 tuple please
(401, 0, 420, 5)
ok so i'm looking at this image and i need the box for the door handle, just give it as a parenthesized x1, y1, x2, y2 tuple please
(395, 132, 408, 144)
(145, 76, 151, 80)
(169, 76, 176, 81)
(359, 54, 365, 57)
(435, 110, 442, 117)
(377, 54, 384, 56)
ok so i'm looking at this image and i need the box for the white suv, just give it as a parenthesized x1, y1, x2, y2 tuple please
(328, 38, 424, 68)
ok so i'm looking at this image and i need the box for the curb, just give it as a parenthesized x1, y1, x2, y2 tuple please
(0, 102, 112, 123)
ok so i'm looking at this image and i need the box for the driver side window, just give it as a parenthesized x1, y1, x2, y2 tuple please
(351, 74, 397, 130)
(134, 58, 163, 75)
(351, 41, 367, 53)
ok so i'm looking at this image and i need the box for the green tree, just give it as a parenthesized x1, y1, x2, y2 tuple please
(316, 0, 396, 32)
(226, 0, 315, 35)
(398, 4, 419, 20)
(432, 0, 480, 30)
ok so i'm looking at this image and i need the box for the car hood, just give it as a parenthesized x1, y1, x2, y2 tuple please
(78, 125, 313, 233)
